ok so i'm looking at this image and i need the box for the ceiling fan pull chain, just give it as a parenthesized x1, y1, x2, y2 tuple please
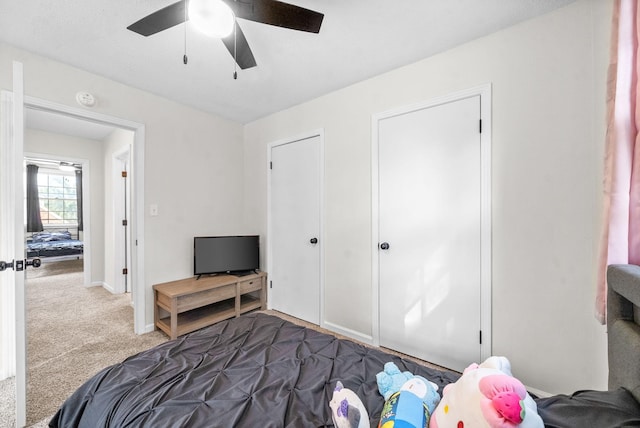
(233, 19, 238, 79)
(183, 0, 189, 64)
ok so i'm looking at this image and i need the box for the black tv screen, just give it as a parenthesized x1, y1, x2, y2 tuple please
(194, 235, 259, 276)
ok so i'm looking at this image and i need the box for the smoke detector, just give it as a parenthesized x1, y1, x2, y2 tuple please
(76, 91, 96, 107)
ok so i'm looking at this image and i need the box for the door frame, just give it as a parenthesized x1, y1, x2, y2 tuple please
(266, 129, 325, 326)
(1, 94, 147, 335)
(371, 84, 492, 360)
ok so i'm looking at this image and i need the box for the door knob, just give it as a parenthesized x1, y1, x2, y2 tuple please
(27, 258, 41, 268)
(379, 242, 390, 250)
(0, 258, 41, 272)
(310, 237, 318, 244)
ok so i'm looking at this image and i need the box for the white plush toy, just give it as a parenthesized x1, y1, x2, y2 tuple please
(329, 381, 369, 428)
(429, 356, 544, 428)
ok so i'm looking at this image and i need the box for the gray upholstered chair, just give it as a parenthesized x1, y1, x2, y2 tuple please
(606, 264, 640, 401)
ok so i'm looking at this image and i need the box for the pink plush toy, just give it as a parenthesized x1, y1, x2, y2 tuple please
(429, 356, 543, 428)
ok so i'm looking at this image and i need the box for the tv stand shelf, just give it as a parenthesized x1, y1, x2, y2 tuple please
(153, 271, 267, 339)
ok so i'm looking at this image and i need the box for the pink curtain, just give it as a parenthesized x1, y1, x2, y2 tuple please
(596, 0, 640, 324)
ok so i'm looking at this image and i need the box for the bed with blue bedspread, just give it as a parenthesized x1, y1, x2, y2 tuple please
(26, 230, 83, 259)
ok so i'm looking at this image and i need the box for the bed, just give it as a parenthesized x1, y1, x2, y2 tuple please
(49, 265, 640, 428)
(26, 229, 83, 259)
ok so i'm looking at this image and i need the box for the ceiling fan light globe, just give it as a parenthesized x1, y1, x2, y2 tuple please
(59, 162, 76, 172)
(188, 0, 235, 38)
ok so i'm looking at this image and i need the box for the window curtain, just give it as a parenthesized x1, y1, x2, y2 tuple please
(76, 168, 83, 232)
(26, 164, 44, 233)
(596, 0, 640, 324)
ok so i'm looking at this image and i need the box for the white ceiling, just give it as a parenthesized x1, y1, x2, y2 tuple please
(1, 0, 576, 125)
(26, 108, 117, 141)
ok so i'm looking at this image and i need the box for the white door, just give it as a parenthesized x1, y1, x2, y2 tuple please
(377, 94, 487, 372)
(269, 134, 322, 324)
(114, 149, 132, 295)
(0, 61, 27, 427)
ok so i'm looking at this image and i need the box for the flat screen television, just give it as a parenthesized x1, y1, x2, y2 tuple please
(194, 235, 259, 277)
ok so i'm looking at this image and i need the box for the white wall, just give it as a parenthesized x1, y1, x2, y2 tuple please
(244, 0, 612, 394)
(24, 128, 105, 284)
(0, 42, 245, 328)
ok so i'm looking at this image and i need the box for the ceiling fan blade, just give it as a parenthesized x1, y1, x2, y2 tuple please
(221, 24, 257, 70)
(127, 0, 187, 36)
(230, 0, 323, 33)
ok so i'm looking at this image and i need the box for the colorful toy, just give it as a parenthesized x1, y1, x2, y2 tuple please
(329, 381, 370, 428)
(376, 362, 440, 414)
(379, 378, 433, 428)
(376, 362, 414, 400)
(429, 356, 544, 428)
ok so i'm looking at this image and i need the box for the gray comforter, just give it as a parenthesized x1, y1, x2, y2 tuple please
(50, 313, 457, 427)
(50, 313, 640, 427)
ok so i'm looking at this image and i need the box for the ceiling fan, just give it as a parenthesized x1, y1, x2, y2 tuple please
(127, 0, 324, 71)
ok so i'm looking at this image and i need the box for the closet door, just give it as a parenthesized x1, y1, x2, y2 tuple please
(378, 95, 482, 372)
(269, 134, 321, 324)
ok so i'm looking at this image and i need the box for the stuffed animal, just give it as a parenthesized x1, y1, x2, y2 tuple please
(376, 362, 440, 414)
(379, 378, 434, 428)
(377, 362, 414, 400)
(429, 356, 544, 428)
(329, 381, 369, 428)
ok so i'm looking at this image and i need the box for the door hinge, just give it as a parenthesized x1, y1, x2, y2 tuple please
(270, 280, 273, 289)
(122, 171, 128, 178)
(479, 330, 482, 344)
(269, 161, 273, 170)
(122, 219, 128, 226)
(479, 119, 483, 134)
(122, 268, 128, 275)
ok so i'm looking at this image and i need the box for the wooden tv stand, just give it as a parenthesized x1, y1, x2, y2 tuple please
(153, 271, 267, 339)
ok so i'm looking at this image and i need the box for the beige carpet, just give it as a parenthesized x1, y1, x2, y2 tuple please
(0, 377, 16, 427)
(4, 259, 167, 426)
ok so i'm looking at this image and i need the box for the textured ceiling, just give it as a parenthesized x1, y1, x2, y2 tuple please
(1, 0, 576, 124)
(26, 109, 117, 141)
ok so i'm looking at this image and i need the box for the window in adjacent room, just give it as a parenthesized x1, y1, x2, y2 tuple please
(37, 170, 78, 225)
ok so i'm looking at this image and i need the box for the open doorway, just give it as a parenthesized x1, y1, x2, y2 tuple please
(20, 101, 143, 424)
(0, 86, 147, 425)
(23, 154, 87, 279)
(18, 96, 146, 333)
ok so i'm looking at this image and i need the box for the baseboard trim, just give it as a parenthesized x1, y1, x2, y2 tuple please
(143, 323, 156, 334)
(100, 282, 115, 293)
(322, 320, 373, 345)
